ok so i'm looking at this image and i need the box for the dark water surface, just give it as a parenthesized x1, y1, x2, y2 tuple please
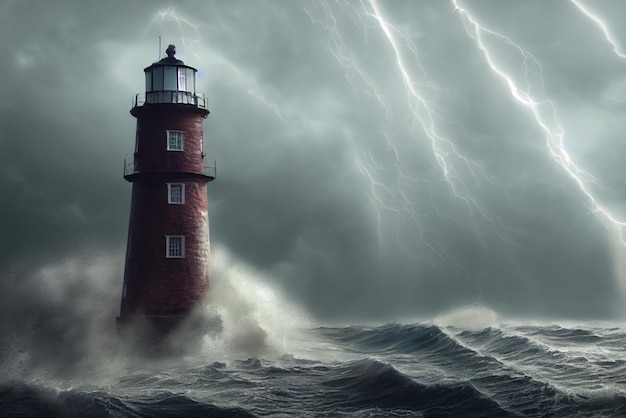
(2, 319, 626, 417)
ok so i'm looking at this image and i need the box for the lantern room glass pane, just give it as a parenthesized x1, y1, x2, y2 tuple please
(186, 68, 195, 93)
(177, 67, 186, 91)
(164, 66, 177, 91)
(145, 70, 152, 92)
(152, 67, 163, 91)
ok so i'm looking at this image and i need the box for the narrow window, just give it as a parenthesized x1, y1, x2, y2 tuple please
(166, 235, 185, 258)
(145, 70, 153, 92)
(177, 67, 186, 91)
(164, 66, 177, 90)
(167, 130, 184, 151)
(186, 68, 195, 93)
(152, 67, 163, 90)
(168, 183, 185, 204)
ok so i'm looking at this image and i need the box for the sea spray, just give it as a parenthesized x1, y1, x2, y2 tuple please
(200, 246, 313, 362)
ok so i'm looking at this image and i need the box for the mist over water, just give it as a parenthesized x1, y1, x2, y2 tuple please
(3, 249, 626, 416)
(0, 247, 306, 378)
(0, 240, 485, 380)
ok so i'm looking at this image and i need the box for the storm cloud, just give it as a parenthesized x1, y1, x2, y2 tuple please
(2, 0, 626, 339)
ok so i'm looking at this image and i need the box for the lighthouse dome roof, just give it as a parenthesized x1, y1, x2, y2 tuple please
(157, 44, 184, 65)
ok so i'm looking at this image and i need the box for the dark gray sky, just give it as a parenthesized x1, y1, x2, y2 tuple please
(3, 0, 626, 330)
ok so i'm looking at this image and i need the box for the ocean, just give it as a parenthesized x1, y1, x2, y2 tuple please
(2, 315, 626, 417)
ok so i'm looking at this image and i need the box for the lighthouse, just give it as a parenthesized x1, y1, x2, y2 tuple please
(117, 45, 215, 343)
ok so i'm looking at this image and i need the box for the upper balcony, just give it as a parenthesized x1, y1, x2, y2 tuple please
(131, 91, 208, 110)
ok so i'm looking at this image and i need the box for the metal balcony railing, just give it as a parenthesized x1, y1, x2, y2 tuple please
(124, 154, 216, 179)
(131, 91, 208, 109)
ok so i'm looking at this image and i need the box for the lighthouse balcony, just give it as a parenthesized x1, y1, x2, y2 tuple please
(124, 155, 216, 181)
(132, 91, 208, 110)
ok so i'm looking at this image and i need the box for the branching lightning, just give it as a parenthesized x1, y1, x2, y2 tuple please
(307, 0, 521, 283)
(305, 0, 626, 302)
(366, 0, 511, 231)
(141, 5, 204, 64)
(453, 0, 626, 245)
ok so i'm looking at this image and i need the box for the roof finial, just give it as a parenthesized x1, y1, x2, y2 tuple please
(157, 44, 184, 64)
(166, 44, 176, 58)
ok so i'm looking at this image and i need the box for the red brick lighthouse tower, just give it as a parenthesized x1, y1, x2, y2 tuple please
(117, 44, 215, 340)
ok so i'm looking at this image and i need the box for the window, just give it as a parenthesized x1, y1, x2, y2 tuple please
(167, 130, 184, 151)
(152, 67, 163, 91)
(186, 68, 195, 93)
(145, 70, 152, 92)
(166, 235, 185, 258)
(168, 183, 185, 204)
(177, 67, 186, 91)
(164, 66, 177, 90)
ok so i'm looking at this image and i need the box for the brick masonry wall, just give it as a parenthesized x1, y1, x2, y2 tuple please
(135, 108, 206, 175)
(120, 107, 211, 317)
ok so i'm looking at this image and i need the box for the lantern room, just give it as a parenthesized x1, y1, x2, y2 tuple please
(137, 44, 206, 108)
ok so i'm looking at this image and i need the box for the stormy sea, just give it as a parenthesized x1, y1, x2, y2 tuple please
(2, 311, 626, 417)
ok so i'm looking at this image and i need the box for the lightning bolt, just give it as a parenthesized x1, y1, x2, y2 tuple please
(305, 0, 626, 305)
(453, 0, 626, 245)
(306, 0, 526, 298)
(570, 0, 626, 59)
(365, 0, 521, 246)
(141, 5, 204, 64)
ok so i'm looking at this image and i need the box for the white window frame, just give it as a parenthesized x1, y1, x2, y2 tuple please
(167, 183, 185, 204)
(166, 235, 185, 258)
(166, 130, 184, 151)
